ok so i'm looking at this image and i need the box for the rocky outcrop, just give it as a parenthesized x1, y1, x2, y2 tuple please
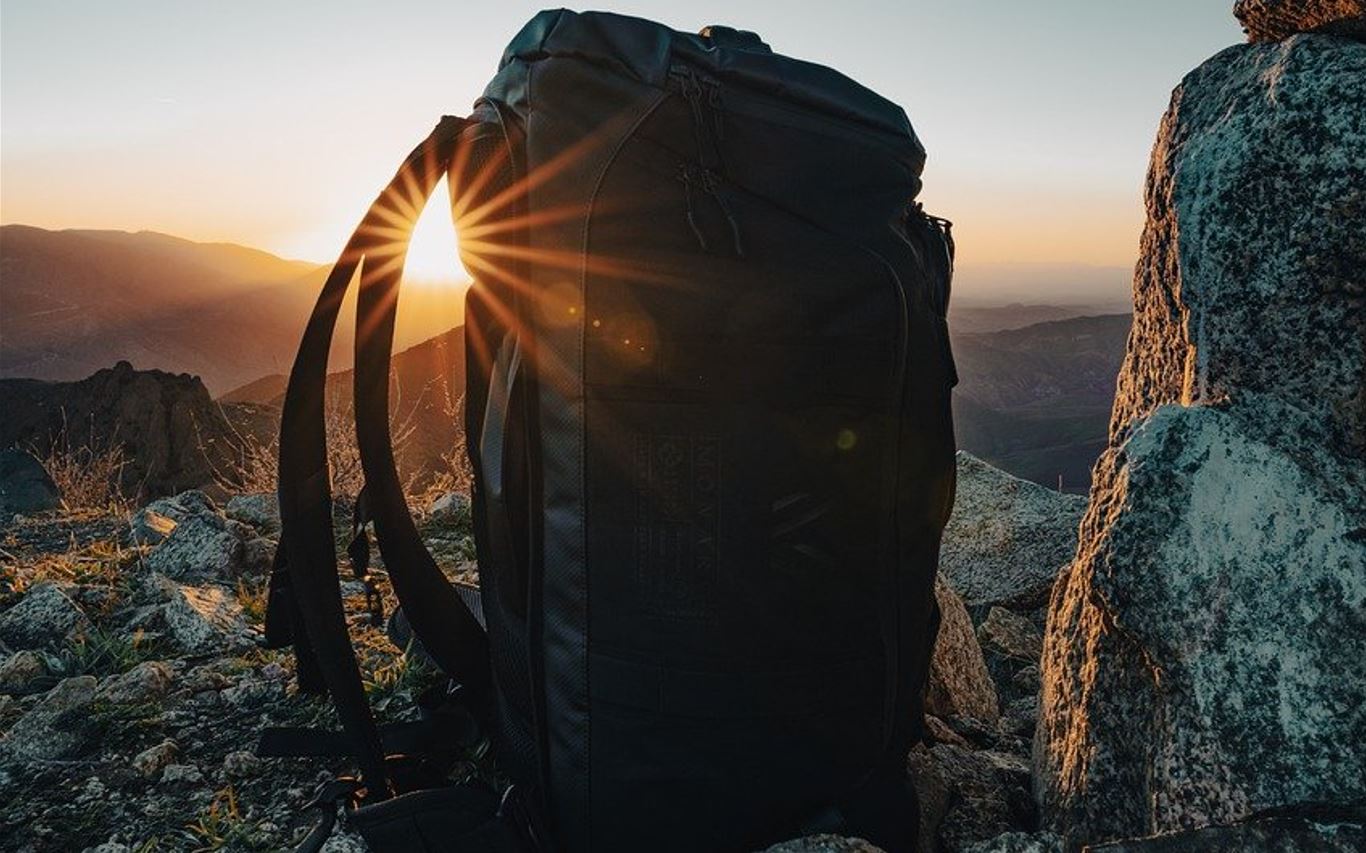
(940, 454, 1086, 610)
(0, 362, 238, 499)
(1036, 32, 1366, 848)
(0, 449, 61, 518)
(1235, 0, 1366, 42)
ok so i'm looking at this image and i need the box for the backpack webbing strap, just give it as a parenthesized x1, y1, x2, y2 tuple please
(272, 115, 477, 798)
(352, 119, 493, 699)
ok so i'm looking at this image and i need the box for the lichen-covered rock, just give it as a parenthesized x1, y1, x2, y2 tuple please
(962, 832, 1063, 853)
(927, 577, 1000, 724)
(144, 508, 269, 581)
(96, 661, 173, 705)
(428, 491, 472, 520)
(225, 493, 280, 534)
(911, 744, 1037, 852)
(1234, 0, 1366, 42)
(1036, 34, 1366, 847)
(160, 581, 253, 655)
(940, 454, 1086, 610)
(159, 763, 203, 785)
(0, 650, 49, 695)
(1088, 815, 1366, 851)
(2, 675, 97, 760)
(129, 489, 218, 545)
(132, 739, 179, 779)
(977, 608, 1042, 663)
(762, 835, 885, 853)
(0, 581, 90, 649)
(0, 448, 61, 518)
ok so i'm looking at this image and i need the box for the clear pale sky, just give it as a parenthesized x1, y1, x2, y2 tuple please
(1, 1, 1241, 287)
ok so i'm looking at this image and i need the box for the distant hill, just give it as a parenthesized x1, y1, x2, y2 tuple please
(0, 225, 465, 394)
(219, 374, 288, 404)
(952, 313, 1131, 493)
(950, 303, 1096, 335)
(217, 327, 468, 484)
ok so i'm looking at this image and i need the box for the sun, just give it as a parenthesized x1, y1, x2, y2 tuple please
(402, 175, 467, 285)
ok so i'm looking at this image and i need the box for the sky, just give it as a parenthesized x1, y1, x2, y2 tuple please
(1, 1, 1241, 301)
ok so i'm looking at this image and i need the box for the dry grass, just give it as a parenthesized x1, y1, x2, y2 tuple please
(406, 394, 474, 513)
(5, 536, 149, 599)
(34, 416, 129, 513)
(210, 396, 369, 499)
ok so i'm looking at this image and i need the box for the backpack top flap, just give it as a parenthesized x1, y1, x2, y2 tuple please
(491, 9, 926, 175)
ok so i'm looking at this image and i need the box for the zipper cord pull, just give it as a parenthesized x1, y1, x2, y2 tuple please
(707, 82, 725, 141)
(702, 170, 744, 257)
(677, 164, 710, 252)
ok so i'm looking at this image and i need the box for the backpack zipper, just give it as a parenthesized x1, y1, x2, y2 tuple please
(670, 66, 744, 256)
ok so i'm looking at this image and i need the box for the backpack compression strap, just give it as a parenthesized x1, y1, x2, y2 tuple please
(270, 115, 486, 798)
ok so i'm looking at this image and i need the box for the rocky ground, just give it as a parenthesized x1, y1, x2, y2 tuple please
(0, 452, 1064, 852)
(0, 486, 479, 852)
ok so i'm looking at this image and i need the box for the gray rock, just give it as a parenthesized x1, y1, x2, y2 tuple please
(160, 581, 252, 655)
(225, 492, 280, 534)
(1235, 0, 1366, 42)
(0, 649, 50, 694)
(145, 509, 267, 582)
(221, 677, 282, 709)
(0, 582, 90, 650)
(0, 449, 61, 518)
(319, 832, 372, 853)
(977, 608, 1042, 663)
(927, 577, 1000, 724)
(912, 744, 1036, 852)
(2, 675, 96, 760)
(128, 489, 217, 545)
(132, 739, 179, 779)
(96, 661, 173, 705)
(160, 763, 203, 785)
(428, 491, 471, 519)
(762, 836, 885, 853)
(1089, 816, 1365, 851)
(962, 833, 1063, 853)
(221, 749, 261, 780)
(941, 454, 1086, 609)
(1037, 35, 1366, 847)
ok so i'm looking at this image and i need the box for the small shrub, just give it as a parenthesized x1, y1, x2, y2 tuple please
(49, 626, 160, 678)
(185, 786, 272, 852)
(34, 414, 129, 513)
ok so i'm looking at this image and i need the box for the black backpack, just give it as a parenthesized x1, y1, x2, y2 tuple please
(263, 10, 957, 852)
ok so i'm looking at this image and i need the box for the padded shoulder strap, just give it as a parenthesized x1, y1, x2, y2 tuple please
(273, 116, 475, 798)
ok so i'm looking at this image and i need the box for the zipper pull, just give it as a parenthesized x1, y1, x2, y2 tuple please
(676, 163, 710, 252)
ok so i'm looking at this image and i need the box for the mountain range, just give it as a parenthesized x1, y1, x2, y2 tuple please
(0, 225, 464, 394)
(0, 226, 1130, 492)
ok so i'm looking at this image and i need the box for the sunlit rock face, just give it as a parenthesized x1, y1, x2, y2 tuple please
(1234, 0, 1366, 42)
(1034, 33, 1366, 847)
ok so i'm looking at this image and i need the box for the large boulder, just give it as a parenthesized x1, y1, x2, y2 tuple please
(927, 578, 1000, 725)
(940, 454, 1086, 610)
(1036, 34, 1366, 847)
(0, 449, 61, 518)
(1089, 815, 1365, 851)
(1235, 0, 1366, 42)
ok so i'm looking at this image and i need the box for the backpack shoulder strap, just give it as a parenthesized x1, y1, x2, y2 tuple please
(352, 118, 495, 700)
(269, 115, 479, 798)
